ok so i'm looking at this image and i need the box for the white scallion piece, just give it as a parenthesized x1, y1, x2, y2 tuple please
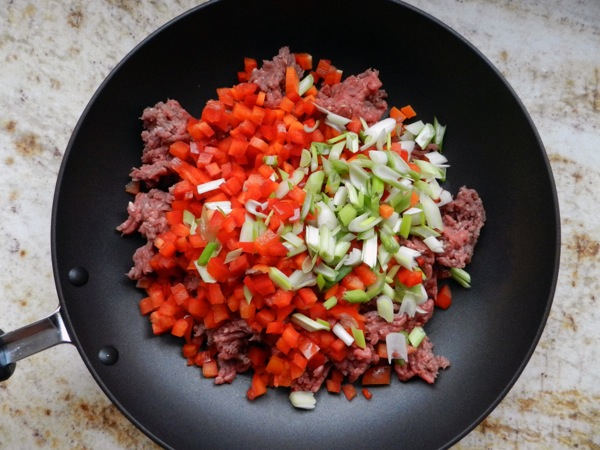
(204, 201, 233, 214)
(269, 267, 292, 291)
(348, 213, 382, 233)
(394, 246, 421, 270)
(386, 332, 408, 364)
(425, 151, 449, 167)
(194, 262, 217, 283)
(437, 189, 453, 207)
(196, 178, 225, 195)
(224, 248, 243, 264)
(239, 215, 255, 242)
(415, 123, 435, 149)
(313, 103, 352, 125)
(292, 313, 330, 332)
(289, 391, 316, 410)
(404, 120, 425, 136)
(344, 248, 363, 266)
(377, 295, 395, 322)
(399, 296, 417, 317)
(368, 150, 388, 165)
(282, 232, 304, 248)
(332, 186, 348, 207)
(316, 201, 339, 229)
(423, 235, 445, 253)
(363, 117, 397, 142)
(400, 140, 415, 154)
(288, 270, 317, 289)
(333, 323, 355, 346)
(305, 225, 320, 253)
(298, 73, 314, 96)
(419, 192, 444, 231)
(361, 234, 378, 268)
(245, 199, 268, 219)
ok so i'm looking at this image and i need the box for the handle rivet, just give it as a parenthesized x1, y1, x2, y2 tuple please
(68, 267, 89, 287)
(98, 345, 119, 365)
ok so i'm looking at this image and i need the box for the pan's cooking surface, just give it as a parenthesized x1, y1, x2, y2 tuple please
(5, 0, 600, 450)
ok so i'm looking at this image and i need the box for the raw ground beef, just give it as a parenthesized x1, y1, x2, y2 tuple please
(205, 319, 260, 385)
(394, 337, 450, 384)
(292, 364, 331, 393)
(117, 189, 173, 240)
(126, 241, 154, 280)
(117, 188, 173, 280)
(315, 69, 388, 125)
(130, 99, 192, 185)
(249, 46, 304, 109)
(140, 99, 191, 163)
(438, 187, 486, 268)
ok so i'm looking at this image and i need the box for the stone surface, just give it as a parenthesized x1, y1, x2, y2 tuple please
(0, 1, 598, 448)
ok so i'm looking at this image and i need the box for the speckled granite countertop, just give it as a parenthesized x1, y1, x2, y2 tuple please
(0, 1, 598, 448)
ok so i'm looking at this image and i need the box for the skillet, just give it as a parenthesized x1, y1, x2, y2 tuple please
(0, 0, 560, 448)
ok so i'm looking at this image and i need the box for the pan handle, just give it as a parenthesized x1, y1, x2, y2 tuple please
(0, 307, 71, 381)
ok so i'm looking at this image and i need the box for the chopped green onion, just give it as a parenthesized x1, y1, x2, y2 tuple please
(269, 267, 292, 291)
(300, 192, 313, 221)
(323, 296, 338, 310)
(239, 214, 255, 242)
(379, 228, 400, 253)
(243, 285, 253, 304)
(316, 201, 339, 229)
(313, 263, 338, 281)
(318, 225, 336, 263)
(423, 235, 444, 253)
(183, 210, 195, 227)
(404, 120, 425, 136)
(197, 242, 219, 266)
(304, 170, 325, 194)
(346, 132, 359, 153)
(288, 270, 317, 289)
(204, 201, 233, 215)
(344, 290, 370, 303)
(419, 193, 444, 231)
(363, 117, 396, 144)
(451, 267, 471, 288)
(291, 313, 330, 331)
(433, 117, 446, 148)
(338, 203, 358, 227)
(351, 327, 366, 349)
(299, 73, 314, 96)
(300, 149, 312, 168)
(394, 246, 421, 270)
(282, 232, 304, 248)
(361, 234, 378, 268)
(348, 162, 371, 192)
(376, 295, 394, 322)
(329, 140, 346, 159)
(410, 225, 440, 239)
(415, 123, 435, 149)
(316, 318, 332, 331)
(408, 326, 427, 347)
(348, 213, 382, 233)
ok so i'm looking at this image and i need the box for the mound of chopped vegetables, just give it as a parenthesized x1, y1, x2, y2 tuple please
(118, 47, 485, 409)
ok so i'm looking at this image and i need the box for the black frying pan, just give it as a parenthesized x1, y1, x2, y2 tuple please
(0, 1, 560, 448)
